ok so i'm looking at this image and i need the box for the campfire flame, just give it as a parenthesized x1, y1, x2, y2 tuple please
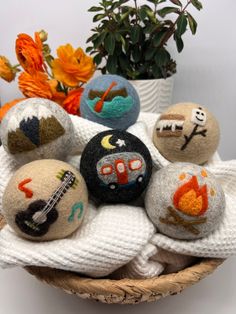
(173, 176, 208, 217)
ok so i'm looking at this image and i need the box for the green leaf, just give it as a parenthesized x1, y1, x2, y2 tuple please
(153, 31, 167, 47)
(157, 6, 179, 18)
(145, 47, 156, 61)
(104, 33, 115, 55)
(132, 47, 142, 63)
(93, 32, 107, 48)
(190, 0, 203, 10)
(176, 14, 187, 37)
(85, 46, 94, 53)
(93, 14, 106, 22)
(187, 12, 197, 34)
(118, 53, 130, 71)
(152, 64, 162, 79)
(106, 55, 117, 74)
(93, 53, 103, 65)
(170, 0, 182, 6)
(88, 6, 103, 12)
(174, 34, 184, 52)
(139, 7, 147, 21)
(155, 49, 171, 66)
(130, 25, 141, 44)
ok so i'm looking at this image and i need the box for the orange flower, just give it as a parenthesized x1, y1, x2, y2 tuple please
(0, 98, 25, 122)
(16, 33, 44, 73)
(0, 56, 16, 82)
(49, 80, 67, 105)
(62, 88, 84, 115)
(52, 44, 95, 87)
(18, 71, 53, 99)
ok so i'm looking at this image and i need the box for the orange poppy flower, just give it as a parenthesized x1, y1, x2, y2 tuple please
(0, 98, 25, 122)
(49, 79, 67, 105)
(62, 88, 84, 115)
(0, 56, 16, 82)
(52, 44, 95, 87)
(16, 33, 44, 73)
(18, 71, 53, 99)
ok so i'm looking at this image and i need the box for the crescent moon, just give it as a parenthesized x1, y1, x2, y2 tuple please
(101, 135, 116, 150)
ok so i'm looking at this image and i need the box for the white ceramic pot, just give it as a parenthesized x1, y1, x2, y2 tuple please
(130, 76, 174, 113)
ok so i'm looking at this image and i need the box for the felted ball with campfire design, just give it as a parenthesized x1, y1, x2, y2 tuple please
(0, 98, 74, 165)
(80, 74, 140, 130)
(153, 103, 220, 165)
(80, 130, 152, 203)
(145, 163, 225, 240)
(2, 159, 88, 241)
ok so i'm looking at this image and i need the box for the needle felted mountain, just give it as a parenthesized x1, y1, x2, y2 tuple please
(153, 103, 220, 165)
(2, 159, 88, 241)
(80, 130, 152, 203)
(80, 74, 140, 130)
(145, 163, 225, 240)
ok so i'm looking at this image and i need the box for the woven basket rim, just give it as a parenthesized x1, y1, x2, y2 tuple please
(0, 214, 224, 304)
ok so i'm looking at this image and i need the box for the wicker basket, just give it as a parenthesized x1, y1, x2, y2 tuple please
(0, 214, 224, 304)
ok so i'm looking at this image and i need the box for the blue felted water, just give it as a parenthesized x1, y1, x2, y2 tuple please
(80, 74, 140, 130)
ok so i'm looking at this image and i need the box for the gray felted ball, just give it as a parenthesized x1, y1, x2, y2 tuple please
(80, 130, 152, 203)
(0, 98, 74, 164)
(153, 103, 220, 165)
(80, 74, 140, 130)
(145, 163, 225, 240)
(2, 159, 88, 241)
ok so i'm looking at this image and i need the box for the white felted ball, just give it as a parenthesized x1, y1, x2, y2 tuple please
(0, 98, 74, 164)
(145, 163, 225, 240)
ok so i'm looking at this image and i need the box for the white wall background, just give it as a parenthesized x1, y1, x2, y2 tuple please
(0, 1, 236, 313)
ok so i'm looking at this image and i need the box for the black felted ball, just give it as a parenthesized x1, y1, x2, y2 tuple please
(80, 130, 153, 203)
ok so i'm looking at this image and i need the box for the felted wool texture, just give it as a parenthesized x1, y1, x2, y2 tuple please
(80, 130, 153, 203)
(145, 163, 225, 240)
(2, 159, 88, 241)
(0, 98, 75, 164)
(153, 103, 220, 165)
(80, 74, 140, 130)
(0, 203, 155, 277)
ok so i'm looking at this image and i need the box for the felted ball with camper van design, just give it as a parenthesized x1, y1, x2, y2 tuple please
(80, 74, 140, 130)
(145, 163, 225, 240)
(80, 130, 152, 203)
(153, 103, 220, 165)
(2, 159, 88, 241)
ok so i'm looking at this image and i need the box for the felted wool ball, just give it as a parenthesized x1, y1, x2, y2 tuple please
(2, 159, 88, 241)
(80, 130, 152, 203)
(0, 98, 74, 164)
(153, 103, 220, 165)
(80, 74, 140, 130)
(145, 163, 225, 240)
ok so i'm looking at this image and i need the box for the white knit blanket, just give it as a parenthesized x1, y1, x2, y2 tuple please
(0, 112, 236, 278)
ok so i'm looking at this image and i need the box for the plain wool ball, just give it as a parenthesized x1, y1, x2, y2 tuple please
(2, 159, 88, 241)
(145, 163, 225, 240)
(80, 74, 140, 130)
(80, 130, 152, 203)
(0, 98, 74, 164)
(153, 103, 220, 165)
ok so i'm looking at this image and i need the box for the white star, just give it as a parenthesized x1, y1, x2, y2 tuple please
(116, 139, 126, 147)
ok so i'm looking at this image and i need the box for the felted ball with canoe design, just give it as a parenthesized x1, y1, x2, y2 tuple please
(0, 98, 74, 164)
(80, 130, 152, 203)
(80, 74, 140, 129)
(2, 159, 88, 241)
(153, 103, 220, 164)
(145, 163, 225, 240)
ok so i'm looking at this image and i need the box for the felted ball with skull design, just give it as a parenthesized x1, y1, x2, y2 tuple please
(2, 159, 88, 241)
(153, 103, 220, 165)
(80, 130, 152, 203)
(80, 74, 140, 130)
(145, 163, 225, 240)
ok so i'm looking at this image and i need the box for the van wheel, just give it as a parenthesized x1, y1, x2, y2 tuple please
(109, 183, 118, 190)
(137, 175, 143, 183)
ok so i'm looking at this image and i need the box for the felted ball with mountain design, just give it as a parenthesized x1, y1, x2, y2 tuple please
(145, 163, 225, 240)
(2, 159, 88, 241)
(80, 74, 140, 130)
(0, 98, 74, 164)
(80, 130, 152, 203)
(153, 103, 220, 165)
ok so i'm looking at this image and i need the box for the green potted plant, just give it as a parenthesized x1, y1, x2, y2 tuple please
(86, 0, 203, 112)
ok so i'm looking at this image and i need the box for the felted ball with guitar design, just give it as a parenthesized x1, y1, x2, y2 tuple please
(145, 163, 225, 240)
(80, 130, 152, 203)
(153, 103, 220, 165)
(2, 159, 88, 241)
(0, 98, 74, 164)
(80, 74, 140, 130)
